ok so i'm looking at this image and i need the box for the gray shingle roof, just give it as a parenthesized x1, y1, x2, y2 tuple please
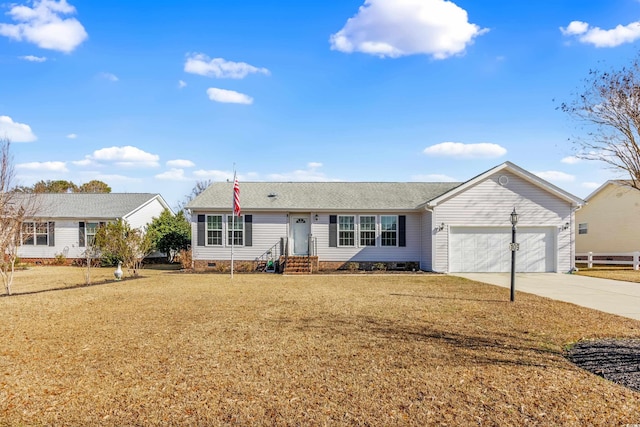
(23, 193, 163, 219)
(186, 182, 462, 211)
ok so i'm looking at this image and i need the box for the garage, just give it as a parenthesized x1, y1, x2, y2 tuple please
(449, 227, 556, 273)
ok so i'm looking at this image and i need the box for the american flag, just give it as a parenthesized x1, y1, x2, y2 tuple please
(233, 173, 241, 217)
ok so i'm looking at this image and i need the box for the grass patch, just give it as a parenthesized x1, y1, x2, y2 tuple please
(576, 265, 640, 283)
(0, 268, 639, 425)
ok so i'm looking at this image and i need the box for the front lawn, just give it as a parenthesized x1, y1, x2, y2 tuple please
(0, 268, 638, 425)
(576, 265, 640, 283)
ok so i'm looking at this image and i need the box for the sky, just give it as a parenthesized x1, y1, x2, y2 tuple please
(1, 0, 640, 209)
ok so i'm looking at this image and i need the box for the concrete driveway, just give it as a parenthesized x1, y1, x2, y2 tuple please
(451, 273, 640, 321)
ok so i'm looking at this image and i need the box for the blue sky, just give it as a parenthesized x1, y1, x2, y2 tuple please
(1, 0, 639, 208)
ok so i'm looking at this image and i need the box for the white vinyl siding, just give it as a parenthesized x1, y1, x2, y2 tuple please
(125, 196, 167, 230)
(315, 212, 421, 262)
(433, 171, 573, 273)
(192, 213, 287, 261)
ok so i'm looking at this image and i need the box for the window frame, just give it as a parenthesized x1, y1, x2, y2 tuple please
(21, 221, 49, 246)
(206, 214, 223, 246)
(359, 215, 376, 247)
(578, 223, 588, 235)
(227, 215, 245, 247)
(380, 215, 398, 247)
(338, 215, 355, 247)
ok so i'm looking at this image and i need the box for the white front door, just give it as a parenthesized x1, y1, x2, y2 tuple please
(291, 215, 310, 255)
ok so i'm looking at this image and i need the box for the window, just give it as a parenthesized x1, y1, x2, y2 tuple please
(338, 215, 355, 246)
(207, 215, 223, 246)
(578, 223, 588, 235)
(22, 221, 49, 246)
(86, 222, 99, 246)
(227, 215, 244, 246)
(360, 216, 376, 246)
(381, 215, 397, 246)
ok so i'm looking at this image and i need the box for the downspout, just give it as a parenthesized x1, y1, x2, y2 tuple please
(425, 206, 437, 273)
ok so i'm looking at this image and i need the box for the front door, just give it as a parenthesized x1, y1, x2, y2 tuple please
(291, 215, 310, 255)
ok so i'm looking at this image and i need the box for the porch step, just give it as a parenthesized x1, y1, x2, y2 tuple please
(283, 256, 318, 275)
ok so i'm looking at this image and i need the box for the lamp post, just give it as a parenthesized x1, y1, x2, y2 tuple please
(510, 207, 519, 302)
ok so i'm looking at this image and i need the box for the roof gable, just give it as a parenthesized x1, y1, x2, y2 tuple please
(425, 161, 584, 207)
(583, 180, 640, 202)
(26, 193, 169, 219)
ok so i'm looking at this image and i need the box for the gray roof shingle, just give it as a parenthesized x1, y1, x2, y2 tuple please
(186, 182, 462, 211)
(23, 193, 163, 219)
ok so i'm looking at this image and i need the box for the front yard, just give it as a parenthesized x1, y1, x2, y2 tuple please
(0, 267, 639, 425)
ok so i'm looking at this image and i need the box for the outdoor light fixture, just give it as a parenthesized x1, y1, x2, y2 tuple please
(510, 207, 519, 302)
(563, 222, 570, 230)
(510, 208, 519, 226)
(315, 214, 319, 221)
(438, 222, 445, 231)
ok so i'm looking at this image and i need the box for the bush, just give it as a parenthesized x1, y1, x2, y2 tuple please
(346, 262, 360, 271)
(53, 253, 66, 266)
(373, 262, 387, 271)
(177, 248, 192, 270)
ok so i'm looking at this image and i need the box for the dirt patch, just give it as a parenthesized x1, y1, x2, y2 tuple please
(567, 339, 640, 392)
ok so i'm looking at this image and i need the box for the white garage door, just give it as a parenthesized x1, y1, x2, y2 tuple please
(449, 227, 555, 273)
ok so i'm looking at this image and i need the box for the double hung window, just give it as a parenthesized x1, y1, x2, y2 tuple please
(359, 216, 376, 246)
(227, 216, 244, 246)
(381, 215, 398, 246)
(338, 215, 355, 246)
(206, 215, 223, 246)
(22, 221, 49, 246)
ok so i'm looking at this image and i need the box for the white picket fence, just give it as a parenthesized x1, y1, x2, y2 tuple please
(575, 252, 640, 270)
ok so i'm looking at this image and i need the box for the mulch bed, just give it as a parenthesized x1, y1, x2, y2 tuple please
(567, 339, 640, 392)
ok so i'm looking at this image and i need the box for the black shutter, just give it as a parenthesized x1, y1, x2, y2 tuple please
(329, 215, 337, 247)
(48, 221, 55, 247)
(398, 215, 406, 247)
(197, 215, 205, 246)
(79, 222, 85, 247)
(244, 215, 252, 247)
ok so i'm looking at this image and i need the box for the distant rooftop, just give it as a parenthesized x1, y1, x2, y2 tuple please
(21, 193, 165, 218)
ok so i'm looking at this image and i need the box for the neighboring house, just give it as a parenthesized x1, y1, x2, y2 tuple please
(576, 180, 640, 254)
(186, 162, 583, 273)
(17, 193, 171, 263)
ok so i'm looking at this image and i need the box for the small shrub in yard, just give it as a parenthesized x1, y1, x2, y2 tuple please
(373, 262, 387, 271)
(213, 263, 229, 273)
(177, 248, 192, 270)
(346, 262, 360, 272)
(53, 253, 66, 266)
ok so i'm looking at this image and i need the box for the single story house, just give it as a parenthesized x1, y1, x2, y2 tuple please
(186, 162, 583, 273)
(576, 180, 640, 254)
(18, 193, 171, 263)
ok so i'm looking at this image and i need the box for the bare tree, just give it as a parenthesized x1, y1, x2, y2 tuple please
(177, 179, 212, 211)
(560, 56, 640, 189)
(0, 139, 39, 295)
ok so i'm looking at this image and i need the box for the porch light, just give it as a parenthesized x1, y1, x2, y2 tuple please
(510, 208, 519, 226)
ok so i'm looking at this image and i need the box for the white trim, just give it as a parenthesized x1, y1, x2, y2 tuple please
(205, 214, 224, 246)
(122, 194, 172, 220)
(337, 215, 356, 247)
(380, 214, 399, 247)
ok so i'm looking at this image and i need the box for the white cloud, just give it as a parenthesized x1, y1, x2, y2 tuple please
(178, 80, 187, 88)
(98, 72, 118, 82)
(267, 164, 339, 181)
(561, 156, 580, 164)
(155, 168, 188, 181)
(71, 158, 93, 166)
(411, 173, 458, 182)
(330, 0, 488, 59)
(0, 115, 37, 142)
(16, 161, 67, 172)
(166, 159, 195, 168)
(582, 181, 601, 190)
(206, 88, 253, 105)
(66, 133, 77, 139)
(19, 54, 46, 62)
(0, 0, 88, 53)
(193, 169, 233, 180)
(85, 146, 160, 168)
(560, 20, 640, 47)
(184, 53, 270, 79)
(423, 142, 507, 159)
(533, 170, 575, 182)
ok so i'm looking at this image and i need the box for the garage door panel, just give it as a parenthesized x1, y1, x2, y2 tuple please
(450, 227, 555, 273)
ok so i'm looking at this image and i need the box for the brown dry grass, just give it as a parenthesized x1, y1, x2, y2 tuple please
(576, 265, 640, 283)
(0, 268, 639, 425)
